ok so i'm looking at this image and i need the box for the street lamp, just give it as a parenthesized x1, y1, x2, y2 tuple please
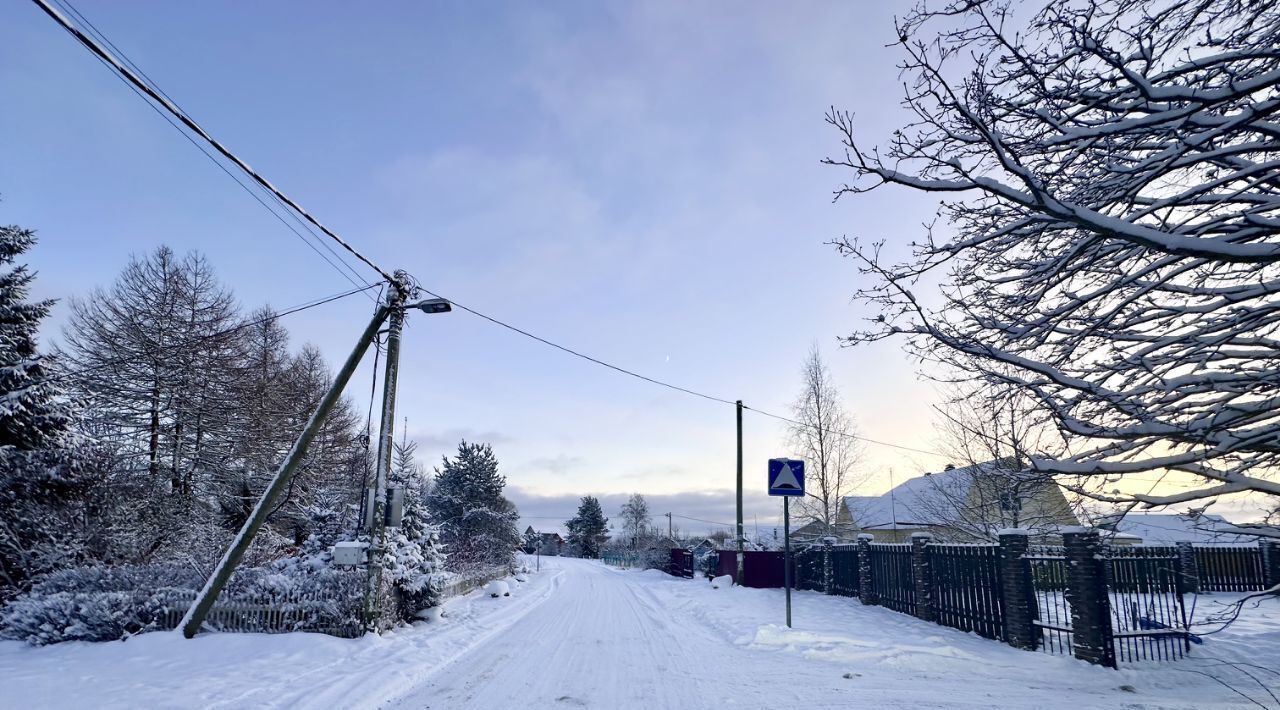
(407, 297, 451, 314)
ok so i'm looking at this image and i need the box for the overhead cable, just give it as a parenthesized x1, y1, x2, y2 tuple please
(32, 0, 400, 292)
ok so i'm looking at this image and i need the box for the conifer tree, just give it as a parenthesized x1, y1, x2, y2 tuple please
(566, 496, 609, 559)
(0, 224, 98, 599)
(427, 441, 520, 570)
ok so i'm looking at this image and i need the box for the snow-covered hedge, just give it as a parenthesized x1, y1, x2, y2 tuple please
(0, 565, 198, 645)
(0, 561, 363, 646)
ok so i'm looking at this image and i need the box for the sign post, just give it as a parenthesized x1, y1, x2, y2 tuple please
(768, 458, 805, 628)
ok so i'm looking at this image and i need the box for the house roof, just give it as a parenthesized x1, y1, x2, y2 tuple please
(1099, 513, 1258, 545)
(845, 462, 987, 529)
(844, 460, 1060, 530)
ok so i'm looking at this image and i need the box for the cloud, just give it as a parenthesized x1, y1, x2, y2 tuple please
(506, 486, 788, 537)
(526, 454, 585, 475)
(408, 429, 513, 456)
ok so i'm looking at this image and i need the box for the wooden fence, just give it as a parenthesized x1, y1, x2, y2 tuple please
(927, 544, 1005, 640)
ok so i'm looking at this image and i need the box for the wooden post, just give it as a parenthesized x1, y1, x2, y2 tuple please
(181, 305, 390, 638)
(736, 400, 744, 586)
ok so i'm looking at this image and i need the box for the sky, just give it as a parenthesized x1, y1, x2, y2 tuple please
(1, 1, 1266, 536)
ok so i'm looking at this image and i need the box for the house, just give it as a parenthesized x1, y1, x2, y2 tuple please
(790, 518, 844, 546)
(839, 460, 1080, 543)
(537, 532, 565, 556)
(523, 526, 565, 556)
(1096, 512, 1259, 545)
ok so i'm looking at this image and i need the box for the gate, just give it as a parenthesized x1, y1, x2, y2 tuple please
(669, 548, 694, 578)
(1107, 547, 1192, 663)
(1027, 545, 1192, 666)
(1027, 545, 1074, 656)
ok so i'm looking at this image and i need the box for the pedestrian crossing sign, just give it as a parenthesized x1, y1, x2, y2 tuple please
(768, 458, 805, 497)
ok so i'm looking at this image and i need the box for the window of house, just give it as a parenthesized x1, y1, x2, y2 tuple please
(999, 491, 1022, 512)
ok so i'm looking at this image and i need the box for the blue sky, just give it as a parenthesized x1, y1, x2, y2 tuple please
(2, 1, 982, 534)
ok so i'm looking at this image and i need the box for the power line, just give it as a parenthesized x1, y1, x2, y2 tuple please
(33, 0, 945, 461)
(32, 0, 400, 291)
(43, 0, 376, 300)
(419, 288, 948, 459)
(671, 513, 736, 528)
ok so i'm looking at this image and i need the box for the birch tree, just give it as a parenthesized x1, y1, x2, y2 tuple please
(787, 346, 861, 534)
(825, 0, 1280, 510)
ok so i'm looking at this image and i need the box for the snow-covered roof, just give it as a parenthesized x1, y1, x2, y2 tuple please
(1099, 513, 1258, 545)
(844, 462, 988, 529)
(844, 460, 1059, 530)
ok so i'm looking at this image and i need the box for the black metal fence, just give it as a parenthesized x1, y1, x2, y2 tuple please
(668, 535, 1279, 670)
(830, 546, 859, 597)
(928, 544, 1005, 640)
(1195, 546, 1265, 592)
(867, 543, 916, 616)
(1106, 546, 1191, 663)
(795, 547, 824, 591)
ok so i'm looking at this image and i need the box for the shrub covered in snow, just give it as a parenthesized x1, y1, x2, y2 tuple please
(485, 580, 510, 598)
(0, 565, 199, 645)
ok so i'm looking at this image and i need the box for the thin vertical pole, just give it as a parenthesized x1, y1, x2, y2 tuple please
(667, 512, 673, 539)
(181, 305, 389, 638)
(736, 400, 744, 585)
(364, 285, 407, 631)
(784, 496, 793, 628)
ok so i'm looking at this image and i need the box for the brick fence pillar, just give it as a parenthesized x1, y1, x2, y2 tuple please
(857, 534, 875, 605)
(998, 529, 1038, 650)
(822, 536, 836, 595)
(998, 529, 1039, 652)
(1062, 529, 1116, 668)
(1262, 540, 1280, 593)
(911, 532, 934, 622)
(1175, 541, 1200, 595)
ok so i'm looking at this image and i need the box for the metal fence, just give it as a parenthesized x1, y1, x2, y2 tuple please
(1027, 545, 1074, 656)
(667, 536, 1277, 670)
(1195, 546, 1265, 592)
(830, 546, 860, 597)
(867, 543, 916, 616)
(1106, 547, 1192, 663)
(795, 547, 824, 591)
(928, 544, 1005, 640)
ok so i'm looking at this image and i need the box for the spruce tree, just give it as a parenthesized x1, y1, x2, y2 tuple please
(566, 496, 609, 559)
(427, 441, 520, 570)
(0, 224, 96, 600)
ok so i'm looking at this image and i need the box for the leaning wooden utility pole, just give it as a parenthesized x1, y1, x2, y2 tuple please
(363, 277, 408, 631)
(181, 303, 391, 638)
(736, 400, 744, 585)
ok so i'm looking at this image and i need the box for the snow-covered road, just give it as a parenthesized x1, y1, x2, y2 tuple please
(3, 556, 1276, 709)
(393, 557, 840, 708)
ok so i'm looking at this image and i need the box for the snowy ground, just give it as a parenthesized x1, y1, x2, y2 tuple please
(2, 556, 1277, 709)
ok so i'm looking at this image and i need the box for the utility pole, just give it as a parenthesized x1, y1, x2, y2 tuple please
(736, 400, 744, 585)
(666, 512, 673, 539)
(181, 304, 390, 638)
(364, 277, 408, 632)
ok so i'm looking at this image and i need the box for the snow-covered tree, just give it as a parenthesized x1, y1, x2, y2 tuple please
(0, 224, 102, 600)
(825, 0, 1280, 512)
(787, 346, 862, 536)
(566, 496, 609, 559)
(427, 441, 520, 571)
(385, 439, 446, 614)
(618, 493, 651, 547)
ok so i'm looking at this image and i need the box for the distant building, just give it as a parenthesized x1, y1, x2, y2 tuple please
(523, 526, 565, 556)
(1096, 512, 1259, 545)
(840, 460, 1080, 543)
